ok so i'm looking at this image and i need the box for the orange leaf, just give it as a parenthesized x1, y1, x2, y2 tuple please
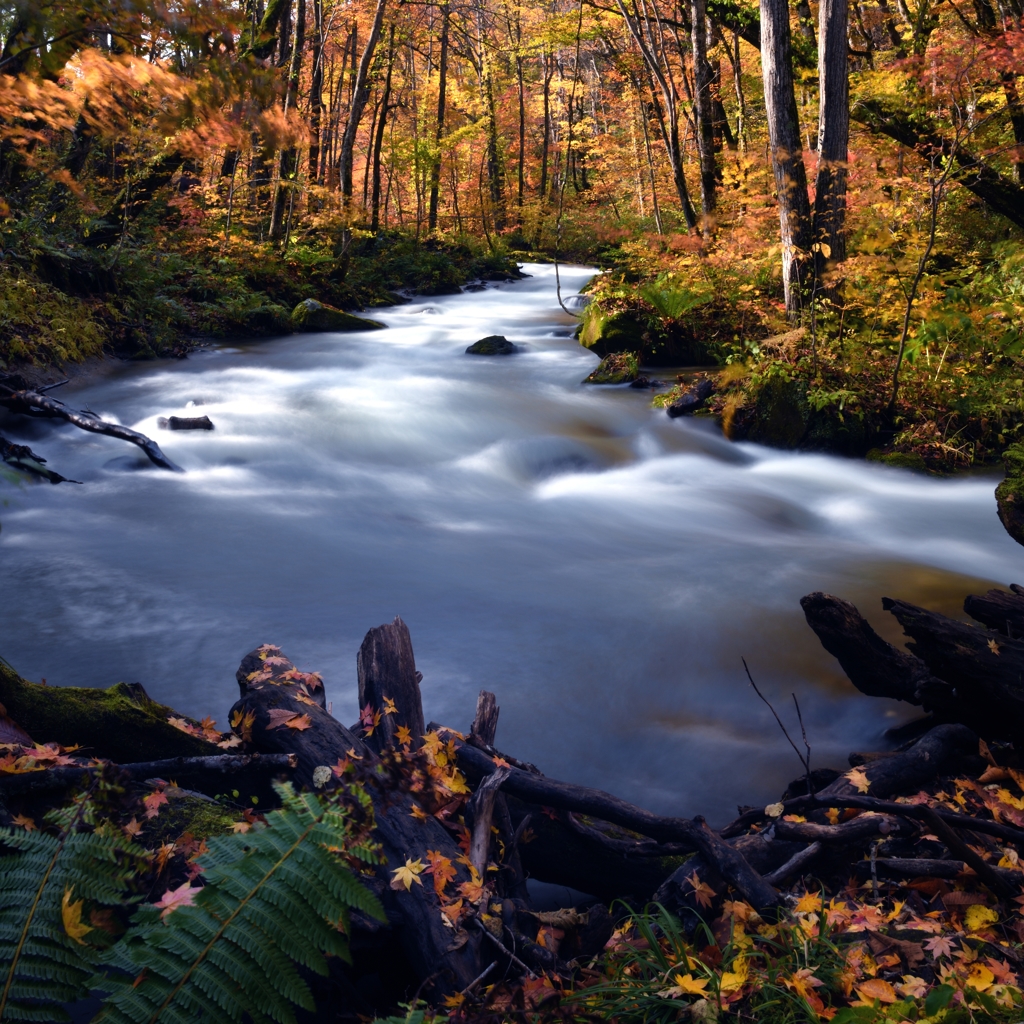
(143, 790, 168, 820)
(11, 814, 35, 831)
(284, 714, 312, 731)
(855, 979, 897, 1004)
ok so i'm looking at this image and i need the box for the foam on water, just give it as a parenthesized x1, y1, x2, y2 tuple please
(1, 263, 1021, 821)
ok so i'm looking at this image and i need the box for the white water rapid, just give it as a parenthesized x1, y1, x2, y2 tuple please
(2, 263, 1022, 822)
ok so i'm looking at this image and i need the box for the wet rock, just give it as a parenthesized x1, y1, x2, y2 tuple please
(666, 377, 714, 417)
(466, 335, 516, 355)
(997, 443, 1024, 547)
(744, 376, 809, 448)
(583, 352, 638, 384)
(290, 299, 386, 333)
(629, 376, 657, 389)
(240, 304, 292, 336)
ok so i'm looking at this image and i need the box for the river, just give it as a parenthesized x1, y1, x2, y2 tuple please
(2, 263, 1021, 823)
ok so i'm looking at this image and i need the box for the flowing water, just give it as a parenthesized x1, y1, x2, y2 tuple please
(2, 263, 1022, 823)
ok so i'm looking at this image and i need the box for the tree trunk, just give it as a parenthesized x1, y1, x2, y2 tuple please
(691, 0, 718, 231)
(428, 1, 450, 231)
(270, 0, 307, 241)
(339, 0, 388, 201)
(812, 0, 850, 297)
(307, 0, 324, 186)
(371, 27, 395, 232)
(760, 0, 812, 314)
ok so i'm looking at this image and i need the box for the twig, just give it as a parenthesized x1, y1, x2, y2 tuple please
(743, 658, 811, 783)
(472, 919, 538, 978)
(462, 959, 499, 995)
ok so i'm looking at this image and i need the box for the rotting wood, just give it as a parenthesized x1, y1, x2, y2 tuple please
(357, 617, 425, 752)
(470, 690, 499, 747)
(0, 380, 182, 471)
(467, 766, 511, 875)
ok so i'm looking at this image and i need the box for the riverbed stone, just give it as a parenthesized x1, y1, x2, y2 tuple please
(466, 335, 516, 355)
(583, 352, 638, 384)
(997, 443, 1024, 546)
(291, 298, 386, 333)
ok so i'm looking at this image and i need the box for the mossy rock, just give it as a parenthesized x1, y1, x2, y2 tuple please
(240, 304, 293, 337)
(744, 376, 810, 449)
(866, 449, 928, 472)
(0, 660, 221, 762)
(141, 793, 238, 847)
(583, 352, 639, 384)
(997, 443, 1024, 547)
(290, 299, 386, 333)
(466, 335, 516, 355)
(577, 304, 648, 358)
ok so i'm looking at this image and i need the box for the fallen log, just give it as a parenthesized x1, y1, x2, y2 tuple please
(0, 751, 295, 798)
(963, 586, 1024, 638)
(232, 643, 496, 1000)
(455, 740, 782, 913)
(158, 415, 213, 430)
(0, 661, 222, 762)
(0, 434, 77, 483)
(0, 381, 182, 472)
(856, 858, 1022, 886)
(883, 597, 1024, 741)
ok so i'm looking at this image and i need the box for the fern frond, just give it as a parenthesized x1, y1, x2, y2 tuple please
(96, 782, 384, 1024)
(0, 819, 144, 1023)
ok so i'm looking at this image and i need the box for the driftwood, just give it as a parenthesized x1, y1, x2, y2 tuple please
(963, 585, 1024, 638)
(0, 379, 181, 471)
(0, 434, 77, 484)
(0, 752, 295, 798)
(158, 415, 214, 430)
(356, 618, 425, 753)
(801, 590, 1024, 739)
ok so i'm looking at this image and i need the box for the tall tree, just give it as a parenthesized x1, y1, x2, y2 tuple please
(270, 0, 307, 240)
(690, 0, 718, 231)
(812, 0, 850, 296)
(339, 0, 389, 201)
(428, 0, 450, 231)
(760, 0, 811, 313)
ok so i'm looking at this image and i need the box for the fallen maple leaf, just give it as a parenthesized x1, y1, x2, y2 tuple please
(795, 893, 823, 915)
(154, 882, 201, 920)
(143, 790, 168, 820)
(265, 708, 301, 730)
(11, 814, 35, 831)
(284, 713, 312, 731)
(458, 878, 486, 903)
(988, 638, 1001, 655)
(122, 817, 143, 839)
(62, 887, 93, 945)
(425, 849, 458, 897)
(391, 858, 426, 890)
(845, 768, 871, 794)
(660, 973, 710, 998)
(686, 871, 716, 909)
(383, 696, 398, 715)
(230, 707, 256, 743)
(232, 820, 251, 833)
(396, 724, 412, 747)
(925, 934, 956, 959)
(410, 803, 428, 821)
(492, 756, 512, 769)
(217, 734, 242, 749)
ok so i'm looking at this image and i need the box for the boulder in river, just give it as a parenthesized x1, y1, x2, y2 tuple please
(997, 443, 1024, 546)
(291, 299, 386, 333)
(577, 305, 647, 357)
(666, 377, 713, 417)
(583, 352, 638, 384)
(466, 335, 516, 355)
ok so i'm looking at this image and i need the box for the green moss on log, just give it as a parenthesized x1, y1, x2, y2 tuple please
(997, 443, 1024, 547)
(0, 660, 221, 762)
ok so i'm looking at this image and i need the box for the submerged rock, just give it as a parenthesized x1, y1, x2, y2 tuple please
(583, 352, 638, 384)
(466, 335, 516, 355)
(997, 443, 1024, 546)
(290, 299, 386, 333)
(666, 377, 714, 417)
(866, 449, 927, 472)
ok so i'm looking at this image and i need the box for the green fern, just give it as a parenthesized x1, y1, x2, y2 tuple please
(0, 805, 145, 1023)
(94, 783, 386, 1024)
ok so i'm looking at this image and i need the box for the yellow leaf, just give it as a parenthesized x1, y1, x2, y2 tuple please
(765, 802, 784, 817)
(719, 958, 749, 994)
(795, 893, 823, 914)
(383, 696, 398, 715)
(410, 804, 428, 821)
(966, 962, 995, 992)
(11, 814, 35, 831)
(988, 638, 1001, 655)
(669, 973, 710, 996)
(390, 858, 426, 891)
(854, 978, 897, 1004)
(396, 724, 412, 746)
(965, 904, 999, 933)
(62, 888, 93, 945)
(826, 807, 840, 824)
(845, 768, 871, 793)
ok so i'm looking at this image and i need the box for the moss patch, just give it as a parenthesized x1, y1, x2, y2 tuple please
(997, 443, 1024, 547)
(583, 352, 639, 384)
(140, 794, 237, 847)
(0, 659, 221, 762)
